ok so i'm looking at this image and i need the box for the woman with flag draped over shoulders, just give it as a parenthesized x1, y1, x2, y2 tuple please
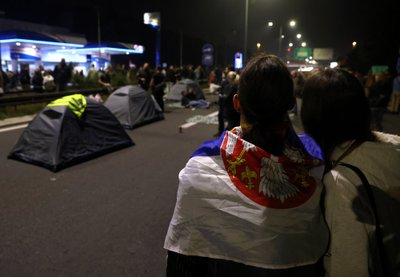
(164, 54, 329, 277)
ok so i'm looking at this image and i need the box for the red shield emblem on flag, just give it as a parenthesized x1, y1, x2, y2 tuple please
(221, 133, 319, 209)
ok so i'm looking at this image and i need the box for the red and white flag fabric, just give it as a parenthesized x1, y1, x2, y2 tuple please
(164, 127, 329, 269)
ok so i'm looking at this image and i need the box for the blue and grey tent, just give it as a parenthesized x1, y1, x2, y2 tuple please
(8, 94, 134, 172)
(165, 79, 205, 101)
(104, 85, 164, 129)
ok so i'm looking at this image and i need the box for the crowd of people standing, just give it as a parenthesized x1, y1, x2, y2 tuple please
(0, 60, 69, 94)
(0, 60, 210, 103)
(289, 64, 400, 134)
(1, 56, 399, 134)
(165, 54, 400, 277)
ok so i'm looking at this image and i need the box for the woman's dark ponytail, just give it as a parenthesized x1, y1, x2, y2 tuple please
(239, 54, 294, 155)
(244, 121, 285, 155)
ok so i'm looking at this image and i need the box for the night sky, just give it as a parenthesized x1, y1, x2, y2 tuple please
(1, 0, 399, 70)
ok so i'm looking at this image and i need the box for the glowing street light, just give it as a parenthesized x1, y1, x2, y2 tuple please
(352, 41, 357, 48)
(301, 42, 307, 47)
(256, 42, 261, 49)
(267, 19, 298, 59)
(296, 33, 302, 39)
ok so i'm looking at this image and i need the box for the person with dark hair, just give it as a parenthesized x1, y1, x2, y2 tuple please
(368, 72, 393, 131)
(389, 69, 400, 113)
(164, 54, 329, 276)
(182, 64, 195, 80)
(98, 66, 112, 92)
(215, 71, 235, 137)
(301, 68, 400, 276)
(137, 62, 152, 91)
(32, 68, 43, 93)
(19, 64, 31, 91)
(150, 65, 166, 111)
(180, 86, 209, 109)
(165, 65, 176, 83)
(291, 70, 305, 115)
(53, 58, 71, 92)
(223, 71, 240, 131)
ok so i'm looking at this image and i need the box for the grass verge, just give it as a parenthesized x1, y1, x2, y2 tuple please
(0, 103, 47, 120)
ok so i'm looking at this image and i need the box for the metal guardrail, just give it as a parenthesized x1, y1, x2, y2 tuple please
(0, 88, 109, 107)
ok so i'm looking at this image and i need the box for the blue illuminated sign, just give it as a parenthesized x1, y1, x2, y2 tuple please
(234, 52, 243, 70)
(202, 43, 214, 66)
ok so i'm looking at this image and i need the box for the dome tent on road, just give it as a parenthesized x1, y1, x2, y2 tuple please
(104, 85, 164, 129)
(8, 94, 134, 172)
(165, 79, 205, 102)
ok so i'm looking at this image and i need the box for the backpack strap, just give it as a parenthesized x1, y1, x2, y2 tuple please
(338, 162, 389, 276)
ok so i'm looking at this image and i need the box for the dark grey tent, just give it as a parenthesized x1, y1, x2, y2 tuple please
(166, 79, 205, 101)
(104, 85, 164, 129)
(8, 95, 134, 172)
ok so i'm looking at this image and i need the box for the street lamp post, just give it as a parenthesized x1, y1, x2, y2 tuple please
(156, 23, 161, 66)
(97, 8, 101, 48)
(97, 8, 102, 69)
(144, 12, 161, 66)
(278, 26, 283, 58)
(244, 0, 249, 65)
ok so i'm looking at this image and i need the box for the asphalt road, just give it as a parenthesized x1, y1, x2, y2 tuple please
(0, 96, 399, 277)
(0, 100, 219, 277)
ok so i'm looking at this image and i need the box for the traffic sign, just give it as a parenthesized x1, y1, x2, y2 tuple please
(294, 47, 312, 61)
(313, 48, 333, 60)
(202, 54, 213, 66)
(202, 43, 214, 66)
(202, 43, 214, 55)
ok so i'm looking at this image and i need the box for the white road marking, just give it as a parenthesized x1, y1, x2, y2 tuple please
(206, 111, 218, 117)
(179, 111, 218, 132)
(180, 122, 197, 129)
(0, 124, 28, 133)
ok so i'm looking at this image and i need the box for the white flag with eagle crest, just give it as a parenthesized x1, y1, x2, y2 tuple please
(164, 127, 328, 269)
